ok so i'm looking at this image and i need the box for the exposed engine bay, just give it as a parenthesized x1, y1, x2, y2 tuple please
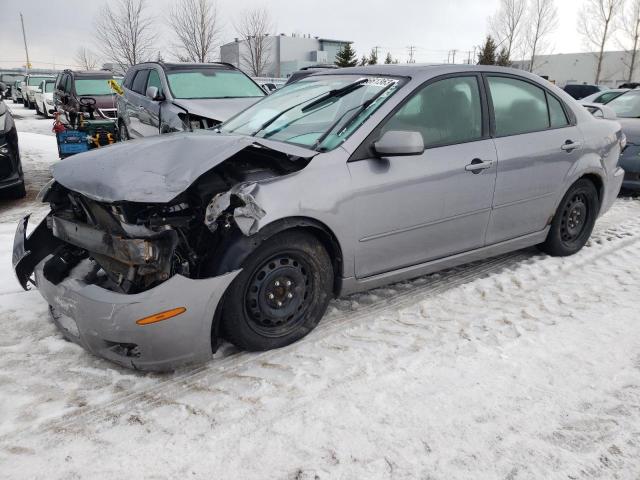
(39, 146, 309, 294)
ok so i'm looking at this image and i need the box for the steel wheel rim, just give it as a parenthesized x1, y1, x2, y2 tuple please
(244, 253, 313, 338)
(560, 193, 588, 243)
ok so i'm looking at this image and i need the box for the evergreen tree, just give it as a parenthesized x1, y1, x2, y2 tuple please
(496, 47, 511, 67)
(359, 55, 368, 66)
(367, 48, 378, 65)
(334, 43, 358, 67)
(384, 52, 393, 64)
(477, 36, 498, 65)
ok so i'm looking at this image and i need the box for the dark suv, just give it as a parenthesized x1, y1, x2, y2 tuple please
(0, 100, 25, 198)
(563, 83, 605, 100)
(116, 62, 265, 139)
(54, 70, 117, 121)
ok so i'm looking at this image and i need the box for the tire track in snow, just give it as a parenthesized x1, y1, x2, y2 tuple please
(36, 205, 640, 435)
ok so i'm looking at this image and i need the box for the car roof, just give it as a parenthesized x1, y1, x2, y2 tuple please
(67, 70, 114, 78)
(308, 64, 548, 82)
(133, 62, 237, 71)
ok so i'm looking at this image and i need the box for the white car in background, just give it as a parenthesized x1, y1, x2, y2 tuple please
(34, 79, 56, 118)
(580, 88, 630, 105)
(21, 74, 55, 109)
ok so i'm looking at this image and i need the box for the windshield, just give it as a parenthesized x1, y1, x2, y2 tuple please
(28, 76, 51, 86)
(221, 75, 402, 151)
(75, 78, 114, 96)
(44, 81, 55, 93)
(167, 69, 265, 99)
(606, 90, 640, 118)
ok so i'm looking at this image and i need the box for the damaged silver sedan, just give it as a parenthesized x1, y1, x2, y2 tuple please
(13, 65, 625, 371)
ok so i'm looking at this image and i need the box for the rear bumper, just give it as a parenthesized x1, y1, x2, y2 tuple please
(14, 214, 240, 372)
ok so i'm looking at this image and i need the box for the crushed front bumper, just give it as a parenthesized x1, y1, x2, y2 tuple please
(13, 214, 240, 372)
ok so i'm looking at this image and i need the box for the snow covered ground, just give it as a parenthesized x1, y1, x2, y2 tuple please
(1, 104, 640, 479)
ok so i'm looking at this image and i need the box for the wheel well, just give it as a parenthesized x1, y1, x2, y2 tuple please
(581, 173, 603, 202)
(209, 217, 344, 297)
(286, 224, 343, 296)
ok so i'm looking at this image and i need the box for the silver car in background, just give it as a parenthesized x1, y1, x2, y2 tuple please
(116, 62, 265, 140)
(13, 65, 624, 371)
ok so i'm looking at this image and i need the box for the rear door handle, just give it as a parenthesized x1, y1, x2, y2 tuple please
(561, 141, 582, 152)
(465, 159, 494, 174)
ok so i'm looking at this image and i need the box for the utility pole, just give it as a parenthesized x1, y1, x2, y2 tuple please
(407, 45, 416, 64)
(20, 13, 31, 73)
(447, 51, 451, 63)
(451, 49, 457, 64)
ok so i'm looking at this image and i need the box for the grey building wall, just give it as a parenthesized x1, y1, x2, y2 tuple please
(513, 51, 639, 88)
(220, 34, 352, 78)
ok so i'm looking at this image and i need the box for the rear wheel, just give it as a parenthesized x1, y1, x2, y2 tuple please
(221, 231, 333, 351)
(538, 179, 599, 256)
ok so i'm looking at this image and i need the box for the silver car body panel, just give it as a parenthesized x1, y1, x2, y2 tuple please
(13, 64, 624, 370)
(51, 130, 317, 203)
(35, 256, 239, 371)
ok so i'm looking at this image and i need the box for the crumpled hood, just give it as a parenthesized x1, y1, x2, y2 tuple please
(175, 97, 262, 123)
(617, 118, 640, 144)
(52, 130, 316, 204)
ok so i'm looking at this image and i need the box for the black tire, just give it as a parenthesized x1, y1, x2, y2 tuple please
(221, 230, 333, 351)
(5, 180, 26, 199)
(42, 102, 49, 118)
(35, 102, 41, 115)
(538, 179, 599, 256)
(118, 121, 129, 141)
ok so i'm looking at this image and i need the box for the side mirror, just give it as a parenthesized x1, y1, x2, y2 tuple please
(583, 103, 617, 120)
(374, 130, 425, 157)
(146, 86, 162, 101)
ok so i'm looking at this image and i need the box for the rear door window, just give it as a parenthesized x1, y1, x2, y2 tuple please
(548, 94, 569, 128)
(488, 76, 550, 136)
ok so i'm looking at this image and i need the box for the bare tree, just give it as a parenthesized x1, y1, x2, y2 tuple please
(75, 47, 99, 70)
(235, 7, 274, 76)
(524, 0, 558, 72)
(578, 0, 624, 84)
(94, 0, 156, 72)
(490, 0, 527, 60)
(168, 0, 222, 62)
(619, 0, 640, 82)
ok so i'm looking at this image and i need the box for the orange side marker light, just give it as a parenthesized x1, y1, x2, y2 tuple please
(136, 307, 187, 325)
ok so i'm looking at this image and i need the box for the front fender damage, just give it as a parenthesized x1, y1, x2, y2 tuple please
(204, 182, 266, 236)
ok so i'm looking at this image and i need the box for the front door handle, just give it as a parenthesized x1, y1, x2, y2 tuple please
(561, 140, 582, 152)
(465, 159, 494, 174)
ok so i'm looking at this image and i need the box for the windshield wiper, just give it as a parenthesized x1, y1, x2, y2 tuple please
(311, 80, 398, 151)
(300, 78, 368, 113)
(250, 78, 369, 137)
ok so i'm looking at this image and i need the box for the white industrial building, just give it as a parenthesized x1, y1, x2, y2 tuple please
(220, 33, 352, 78)
(513, 51, 640, 87)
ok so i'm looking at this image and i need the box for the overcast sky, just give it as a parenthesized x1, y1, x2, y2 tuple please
(0, 0, 585, 71)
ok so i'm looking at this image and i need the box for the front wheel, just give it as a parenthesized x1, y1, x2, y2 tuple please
(221, 231, 334, 351)
(538, 179, 599, 256)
